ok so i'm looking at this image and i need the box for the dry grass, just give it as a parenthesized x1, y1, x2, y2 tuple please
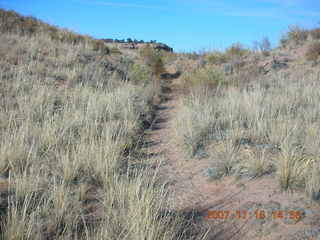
(205, 51, 228, 65)
(0, 9, 109, 55)
(280, 25, 309, 47)
(310, 28, 320, 40)
(0, 9, 198, 240)
(139, 45, 166, 77)
(174, 68, 320, 198)
(180, 66, 227, 91)
(305, 41, 320, 62)
(173, 90, 216, 156)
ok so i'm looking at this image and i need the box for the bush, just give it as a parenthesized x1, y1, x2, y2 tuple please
(173, 93, 215, 156)
(310, 28, 320, 40)
(110, 47, 122, 54)
(253, 37, 271, 56)
(225, 42, 250, 58)
(182, 66, 226, 90)
(281, 25, 309, 46)
(206, 51, 227, 65)
(91, 40, 110, 55)
(140, 46, 165, 77)
(305, 42, 320, 62)
(128, 63, 151, 85)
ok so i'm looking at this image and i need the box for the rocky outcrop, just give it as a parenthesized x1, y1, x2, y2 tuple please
(258, 56, 291, 74)
(101, 38, 173, 52)
(160, 71, 181, 80)
(154, 43, 173, 52)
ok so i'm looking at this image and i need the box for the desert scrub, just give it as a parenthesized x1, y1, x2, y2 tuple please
(0, 9, 197, 239)
(304, 157, 320, 200)
(280, 25, 309, 47)
(128, 63, 152, 86)
(139, 45, 165, 77)
(173, 91, 216, 156)
(0, 69, 187, 239)
(110, 46, 122, 54)
(310, 28, 320, 40)
(225, 42, 251, 59)
(90, 39, 110, 55)
(177, 67, 320, 199)
(206, 51, 228, 65)
(305, 41, 320, 62)
(181, 65, 226, 90)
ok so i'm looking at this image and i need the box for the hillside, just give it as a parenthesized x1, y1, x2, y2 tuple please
(0, 9, 196, 240)
(162, 25, 320, 240)
(1, 8, 320, 240)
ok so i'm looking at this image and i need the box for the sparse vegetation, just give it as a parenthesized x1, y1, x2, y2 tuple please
(253, 37, 271, 56)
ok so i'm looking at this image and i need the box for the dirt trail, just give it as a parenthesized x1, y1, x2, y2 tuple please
(143, 69, 320, 240)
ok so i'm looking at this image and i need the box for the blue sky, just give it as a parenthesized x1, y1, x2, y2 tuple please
(1, 0, 319, 52)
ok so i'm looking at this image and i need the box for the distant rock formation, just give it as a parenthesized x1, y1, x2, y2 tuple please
(101, 38, 173, 52)
(154, 43, 173, 52)
(160, 71, 181, 80)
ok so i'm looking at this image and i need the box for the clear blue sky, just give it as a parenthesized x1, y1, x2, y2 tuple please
(1, 0, 319, 52)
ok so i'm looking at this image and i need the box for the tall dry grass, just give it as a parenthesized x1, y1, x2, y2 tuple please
(0, 9, 200, 239)
(174, 68, 320, 198)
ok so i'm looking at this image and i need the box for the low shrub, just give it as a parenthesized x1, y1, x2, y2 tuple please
(182, 66, 226, 90)
(91, 40, 110, 55)
(305, 42, 320, 62)
(281, 25, 309, 46)
(110, 47, 122, 54)
(206, 51, 227, 65)
(128, 63, 152, 85)
(225, 42, 251, 59)
(173, 93, 215, 156)
(140, 45, 165, 77)
(253, 37, 271, 56)
(310, 28, 320, 40)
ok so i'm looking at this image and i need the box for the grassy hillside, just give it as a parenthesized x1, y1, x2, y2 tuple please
(0, 9, 198, 240)
(173, 25, 320, 199)
(2, 7, 320, 240)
